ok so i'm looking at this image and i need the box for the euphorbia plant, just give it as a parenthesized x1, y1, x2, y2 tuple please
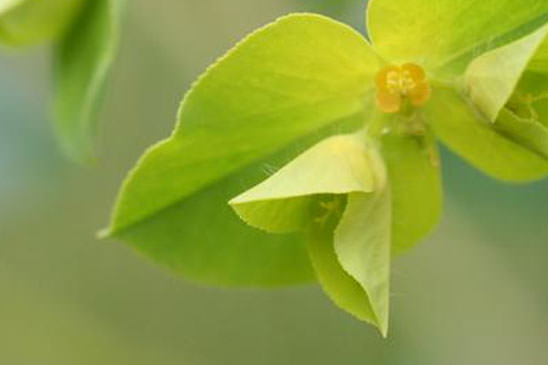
(103, 0, 548, 335)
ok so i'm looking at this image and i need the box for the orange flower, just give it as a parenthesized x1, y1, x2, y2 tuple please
(375, 63, 431, 113)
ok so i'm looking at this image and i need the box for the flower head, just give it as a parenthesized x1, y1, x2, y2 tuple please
(375, 63, 431, 113)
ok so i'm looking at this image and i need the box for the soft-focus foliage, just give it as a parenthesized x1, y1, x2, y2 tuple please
(465, 26, 548, 122)
(53, 0, 123, 163)
(0, 0, 122, 162)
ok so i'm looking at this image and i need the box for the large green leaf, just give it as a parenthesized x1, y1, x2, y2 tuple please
(465, 26, 548, 122)
(112, 153, 315, 287)
(367, 0, 548, 76)
(107, 118, 366, 287)
(104, 14, 380, 286)
(53, 0, 123, 163)
(380, 127, 442, 254)
(425, 88, 548, 182)
(230, 134, 376, 234)
(0, 0, 84, 46)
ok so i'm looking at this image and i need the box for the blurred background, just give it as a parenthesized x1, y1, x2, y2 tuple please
(1, 1, 548, 364)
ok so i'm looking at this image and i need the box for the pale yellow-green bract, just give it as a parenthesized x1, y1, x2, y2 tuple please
(104, 0, 548, 335)
(466, 26, 548, 122)
(230, 134, 391, 334)
(230, 134, 377, 234)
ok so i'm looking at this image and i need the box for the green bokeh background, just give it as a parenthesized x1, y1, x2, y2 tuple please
(1, 1, 547, 363)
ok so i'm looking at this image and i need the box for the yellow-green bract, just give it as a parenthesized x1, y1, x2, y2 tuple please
(103, 0, 548, 335)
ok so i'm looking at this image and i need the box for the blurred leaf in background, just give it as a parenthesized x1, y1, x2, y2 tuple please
(53, 0, 124, 163)
(0, 0, 123, 163)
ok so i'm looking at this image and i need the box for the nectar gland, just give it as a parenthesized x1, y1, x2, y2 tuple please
(375, 63, 431, 114)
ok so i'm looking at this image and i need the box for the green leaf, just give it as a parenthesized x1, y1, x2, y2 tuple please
(528, 34, 548, 74)
(306, 213, 378, 329)
(520, 70, 548, 127)
(510, 60, 548, 129)
(53, 0, 123, 163)
(465, 26, 548, 122)
(424, 88, 548, 182)
(109, 14, 379, 234)
(367, 0, 548, 75)
(494, 71, 548, 159)
(334, 187, 392, 337)
(111, 155, 316, 287)
(104, 14, 380, 286)
(230, 134, 376, 234)
(380, 126, 442, 254)
(495, 108, 548, 159)
(512, 71, 548, 127)
(0, 0, 84, 46)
